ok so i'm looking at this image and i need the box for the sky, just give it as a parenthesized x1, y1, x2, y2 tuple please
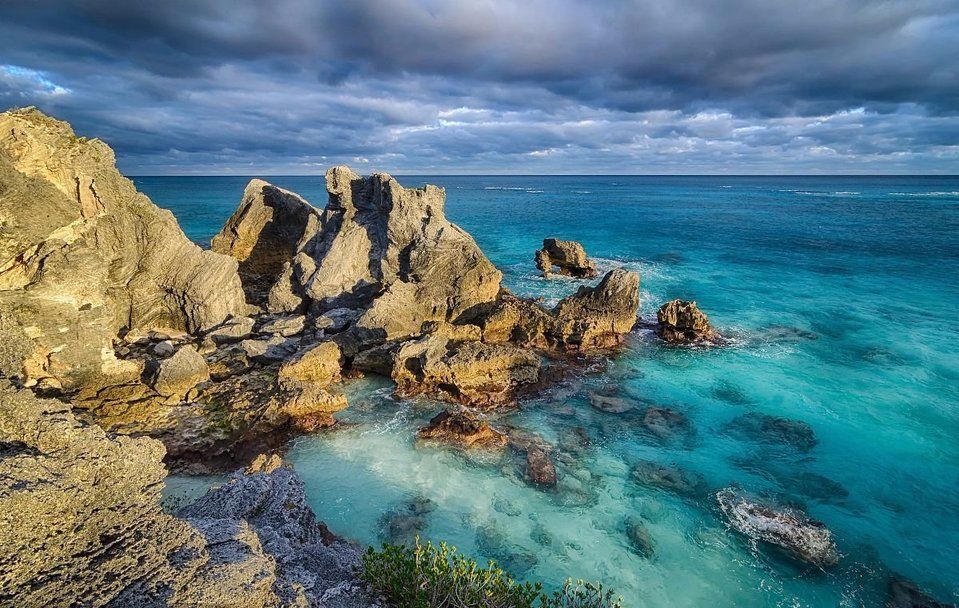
(1, 0, 957, 175)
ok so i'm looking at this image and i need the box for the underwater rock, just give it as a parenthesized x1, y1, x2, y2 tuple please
(211, 179, 321, 307)
(416, 409, 508, 449)
(535, 238, 598, 278)
(716, 487, 839, 568)
(0, 108, 246, 393)
(886, 578, 955, 608)
(492, 495, 523, 517)
(632, 460, 707, 496)
(656, 299, 720, 345)
(526, 446, 558, 487)
(727, 412, 818, 452)
(475, 523, 538, 577)
(391, 334, 541, 407)
(625, 516, 656, 559)
(589, 390, 636, 414)
(377, 498, 435, 546)
(641, 406, 692, 441)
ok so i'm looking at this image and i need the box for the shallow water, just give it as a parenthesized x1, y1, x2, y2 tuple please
(142, 175, 959, 606)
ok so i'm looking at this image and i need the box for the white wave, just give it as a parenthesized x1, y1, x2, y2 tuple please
(889, 191, 959, 197)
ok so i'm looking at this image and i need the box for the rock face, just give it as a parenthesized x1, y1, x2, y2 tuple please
(716, 487, 839, 567)
(212, 179, 322, 305)
(0, 108, 246, 392)
(0, 383, 373, 606)
(657, 299, 720, 345)
(391, 334, 541, 407)
(535, 238, 597, 278)
(416, 409, 508, 448)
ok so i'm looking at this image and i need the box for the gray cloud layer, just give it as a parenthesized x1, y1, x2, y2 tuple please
(1, 0, 957, 174)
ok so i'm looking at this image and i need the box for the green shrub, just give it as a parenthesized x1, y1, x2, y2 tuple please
(360, 539, 623, 608)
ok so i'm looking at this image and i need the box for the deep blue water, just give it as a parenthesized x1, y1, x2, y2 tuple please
(142, 175, 959, 607)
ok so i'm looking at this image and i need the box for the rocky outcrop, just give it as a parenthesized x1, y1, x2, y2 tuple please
(0, 382, 373, 606)
(535, 238, 597, 278)
(212, 179, 322, 306)
(476, 269, 640, 351)
(716, 487, 839, 567)
(390, 334, 541, 407)
(416, 409, 508, 448)
(0, 107, 246, 393)
(526, 446, 558, 486)
(656, 299, 720, 345)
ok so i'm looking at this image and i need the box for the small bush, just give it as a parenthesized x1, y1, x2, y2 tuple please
(361, 539, 623, 608)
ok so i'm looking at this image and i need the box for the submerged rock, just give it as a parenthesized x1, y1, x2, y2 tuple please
(535, 238, 597, 278)
(632, 460, 707, 496)
(641, 406, 692, 441)
(391, 334, 541, 407)
(377, 498, 435, 546)
(625, 516, 656, 559)
(211, 179, 321, 306)
(727, 412, 818, 452)
(588, 391, 636, 414)
(0, 108, 246, 392)
(886, 578, 955, 608)
(716, 487, 839, 568)
(526, 446, 558, 487)
(416, 409, 508, 448)
(657, 299, 720, 345)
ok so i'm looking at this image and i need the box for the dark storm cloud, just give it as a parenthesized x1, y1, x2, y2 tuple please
(0, 0, 956, 173)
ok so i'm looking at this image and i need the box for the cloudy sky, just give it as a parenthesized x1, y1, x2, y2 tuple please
(1, 0, 957, 174)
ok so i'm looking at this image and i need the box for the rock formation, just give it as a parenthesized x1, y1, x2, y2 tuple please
(212, 179, 322, 306)
(0, 108, 247, 393)
(415, 408, 508, 448)
(886, 579, 955, 608)
(716, 487, 839, 567)
(535, 238, 597, 278)
(526, 446, 558, 486)
(0, 382, 373, 606)
(656, 299, 720, 345)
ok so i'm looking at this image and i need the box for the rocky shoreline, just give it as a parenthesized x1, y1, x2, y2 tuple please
(0, 108, 950, 607)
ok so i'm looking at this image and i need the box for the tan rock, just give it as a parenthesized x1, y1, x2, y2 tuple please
(278, 341, 342, 387)
(147, 346, 210, 398)
(535, 238, 597, 278)
(657, 299, 720, 344)
(551, 268, 640, 349)
(415, 409, 508, 448)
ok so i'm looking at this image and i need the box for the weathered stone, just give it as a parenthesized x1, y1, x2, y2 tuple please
(642, 406, 691, 440)
(205, 345, 254, 380)
(204, 316, 255, 344)
(526, 447, 558, 487)
(315, 307, 360, 333)
(0, 108, 246, 392)
(727, 412, 818, 452)
(589, 391, 635, 414)
(657, 299, 720, 344)
(152, 340, 175, 357)
(278, 341, 342, 387)
(260, 314, 306, 337)
(147, 346, 210, 398)
(625, 516, 655, 559)
(716, 487, 839, 567)
(535, 238, 597, 278)
(632, 460, 706, 496)
(211, 179, 321, 305)
(240, 335, 299, 363)
(392, 334, 541, 407)
(416, 409, 508, 448)
(551, 269, 640, 349)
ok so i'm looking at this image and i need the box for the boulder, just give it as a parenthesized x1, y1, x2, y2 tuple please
(211, 179, 321, 305)
(278, 341, 342, 387)
(727, 412, 818, 452)
(147, 346, 210, 398)
(0, 108, 246, 392)
(657, 299, 720, 344)
(632, 460, 706, 496)
(535, 238, 597, 278)
(625, 517, 655, 559)
(642, 406, 691, 441)
(416, 409, 508, 448)
(391, 334, 541, 407)
(240, 335, 299, 363)
(716, 487, 839, 567)
(204, 316, 255, 345)
(526, 447, 558, 487)
(260, 314, 306, 337)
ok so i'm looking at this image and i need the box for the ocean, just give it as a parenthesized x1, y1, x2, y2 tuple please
(140, 175, 959, 607)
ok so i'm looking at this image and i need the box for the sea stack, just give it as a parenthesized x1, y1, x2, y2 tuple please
(535, 238, 598, 278)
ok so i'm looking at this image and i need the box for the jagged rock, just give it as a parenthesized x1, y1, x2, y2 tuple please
(625, 516, 655, 559)
(642, 406, 691, 440)
(260, 314, 306, 337)
(241, 335, 299, 363)
(211, 179, 322, 305)
(632, 460, 706, 496)
(476, 269, 639, 351)
(589, 391, 635, 414)
(315, 307, 360, 333)
(416, 409, 508, 448)
(886, 579, 955, 608)
(146, 346, 210, 398)
(657, 299, 720, 344)
(716, 487, 839, 567)
(535, 238, 597, 278)
(0, 108, 246, 392)
(526, 447, 558, 486)
(204, 316, 255, 345)
(278, 341, 342, 387)
(206, 345, 254, 380)
(152, 340, 176, 357)
(727, 412, 818, 452)
(391, 334, 541, 407)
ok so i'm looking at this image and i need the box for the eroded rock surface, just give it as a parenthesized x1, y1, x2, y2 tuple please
(416, 409, 508, 448)
(717, 487, 839, 567)
(0, 108, 246, 392)
(535, 238, 597, 278)
(657, 299, 720, 345)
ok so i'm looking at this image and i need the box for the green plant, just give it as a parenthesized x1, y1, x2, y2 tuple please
(360, 539, 624, 608)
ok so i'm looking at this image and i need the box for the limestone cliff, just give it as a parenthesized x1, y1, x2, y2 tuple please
(0, 108, 247, 393)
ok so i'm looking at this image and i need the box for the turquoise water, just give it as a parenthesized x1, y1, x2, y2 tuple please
(140, 176, 959, 607)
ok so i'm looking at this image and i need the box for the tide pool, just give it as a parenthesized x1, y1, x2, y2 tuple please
(143, 175, 959, 607)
